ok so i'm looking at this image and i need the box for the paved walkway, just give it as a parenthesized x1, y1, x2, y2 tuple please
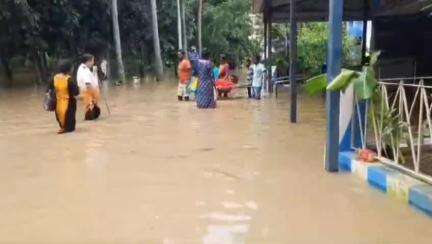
(0, 82, 431, 243)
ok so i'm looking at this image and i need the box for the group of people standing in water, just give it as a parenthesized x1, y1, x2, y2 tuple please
(177, 47, 217, 108)
(47, 48, 267, 133)
(47, 54, 103, 134)
(176, 48, 267, 108)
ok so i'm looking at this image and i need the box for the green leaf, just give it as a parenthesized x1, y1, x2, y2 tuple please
(353, 66, 378, 100)
(365, 66, 377, 83)
(369, 51, 381, 66)
(421, 1, 432, 11)
(305, 74, 327, 96)
(327, 69, 357, 91)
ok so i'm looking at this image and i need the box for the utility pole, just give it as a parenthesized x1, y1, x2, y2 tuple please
(181, 0, 188, 54)
(150, 0, 164, 80)
(111, 0, 126, 83)
(198, 0, 203, 55)
(177, 0, 183, 50)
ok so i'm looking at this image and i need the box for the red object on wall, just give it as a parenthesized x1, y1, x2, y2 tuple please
(357, 149, 377, 163)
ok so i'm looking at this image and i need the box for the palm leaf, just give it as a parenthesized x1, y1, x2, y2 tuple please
(369, 51, 381, 66)
(352, 66, 378, 100)
(327, 69, 358, 92)
(305, 74, 327, 96)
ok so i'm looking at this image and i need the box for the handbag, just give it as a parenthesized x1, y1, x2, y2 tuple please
(44, 89, 56, 111)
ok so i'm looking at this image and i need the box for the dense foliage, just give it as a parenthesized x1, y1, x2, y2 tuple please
(0, 0, 359, 86)
(202, 0, 259, 64)
(271, 23, 360, 76)
(0, 0, 257, 85)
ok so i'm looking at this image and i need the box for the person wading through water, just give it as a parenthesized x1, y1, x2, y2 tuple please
(196, 50, 217, 109)
(77, 53, 101, 120)
(47, 59, 80, 134)
(177, 50, 193, 101)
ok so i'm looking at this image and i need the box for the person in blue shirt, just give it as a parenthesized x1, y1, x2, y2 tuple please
(213, 66, 220, 80)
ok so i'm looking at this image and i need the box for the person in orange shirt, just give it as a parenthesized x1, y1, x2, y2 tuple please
(177, 50, 192, 101)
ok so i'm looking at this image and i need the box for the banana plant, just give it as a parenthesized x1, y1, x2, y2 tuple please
(421, 0, 432, 12)
(305, 51, 411, 162)
(305, 51, 381, 99)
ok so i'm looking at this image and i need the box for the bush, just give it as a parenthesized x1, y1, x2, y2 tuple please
(274, 23, 361, 76)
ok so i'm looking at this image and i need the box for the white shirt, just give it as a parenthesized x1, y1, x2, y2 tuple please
(252, 63, 266, 87)
(77, 63, 98, 91)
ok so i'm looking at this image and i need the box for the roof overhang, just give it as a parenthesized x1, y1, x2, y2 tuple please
(253, 0, 432, 22)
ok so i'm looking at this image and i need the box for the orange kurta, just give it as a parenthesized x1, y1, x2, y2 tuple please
(178, 59, 192, 84)
(54, 74, 71, 129)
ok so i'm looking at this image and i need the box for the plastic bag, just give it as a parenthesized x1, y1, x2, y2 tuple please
(43, 89, 56, 111)
(188, 77, 199, 92)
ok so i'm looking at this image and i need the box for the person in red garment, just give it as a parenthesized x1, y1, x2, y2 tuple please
(215, 55, 235, 98)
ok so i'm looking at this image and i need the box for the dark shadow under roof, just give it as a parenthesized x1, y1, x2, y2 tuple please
(253, 0, 432, 22)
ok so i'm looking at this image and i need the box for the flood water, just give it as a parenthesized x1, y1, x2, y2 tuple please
(0, 80, 431, 243)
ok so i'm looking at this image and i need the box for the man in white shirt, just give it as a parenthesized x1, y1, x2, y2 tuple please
(251, 55, 266, 100)
(76, 53, 101, 120)
(77, 54, 98, 91)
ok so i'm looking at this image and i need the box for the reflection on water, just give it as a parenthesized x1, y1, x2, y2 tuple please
(200, 212, 252, 222)
(203, 224, 249, 244)
(1, 81, 431, 243)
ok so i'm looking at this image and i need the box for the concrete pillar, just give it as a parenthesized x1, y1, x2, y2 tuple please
(289, 0, 298, 123)
(325, 0, 344, 172)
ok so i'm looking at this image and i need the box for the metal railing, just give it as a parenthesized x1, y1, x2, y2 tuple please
(272, 75, 304, 97)
(273, 76, 290, 97)
(352, 76, 432, 183)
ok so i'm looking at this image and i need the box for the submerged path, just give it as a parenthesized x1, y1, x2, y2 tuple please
(0, 82, 431, 243)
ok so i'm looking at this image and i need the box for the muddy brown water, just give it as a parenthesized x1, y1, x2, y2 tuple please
(0, 81, 431, 243)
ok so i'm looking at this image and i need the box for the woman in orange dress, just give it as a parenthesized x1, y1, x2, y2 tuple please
(219, 56, 230, 80)
(48, 60, 79, 133)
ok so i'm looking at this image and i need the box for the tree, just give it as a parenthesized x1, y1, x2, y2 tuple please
(0, 0, 259, 85)
(150, 0, 164, 79)
(111, 0, 126, 82)
(202, 0, 257, 62)
(177, 0, 183, 50)
(271, 23, 359, 76)
(197, 0, 203, 55)
(0, 0, 44, 85)
(181, 0, 188, 53)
